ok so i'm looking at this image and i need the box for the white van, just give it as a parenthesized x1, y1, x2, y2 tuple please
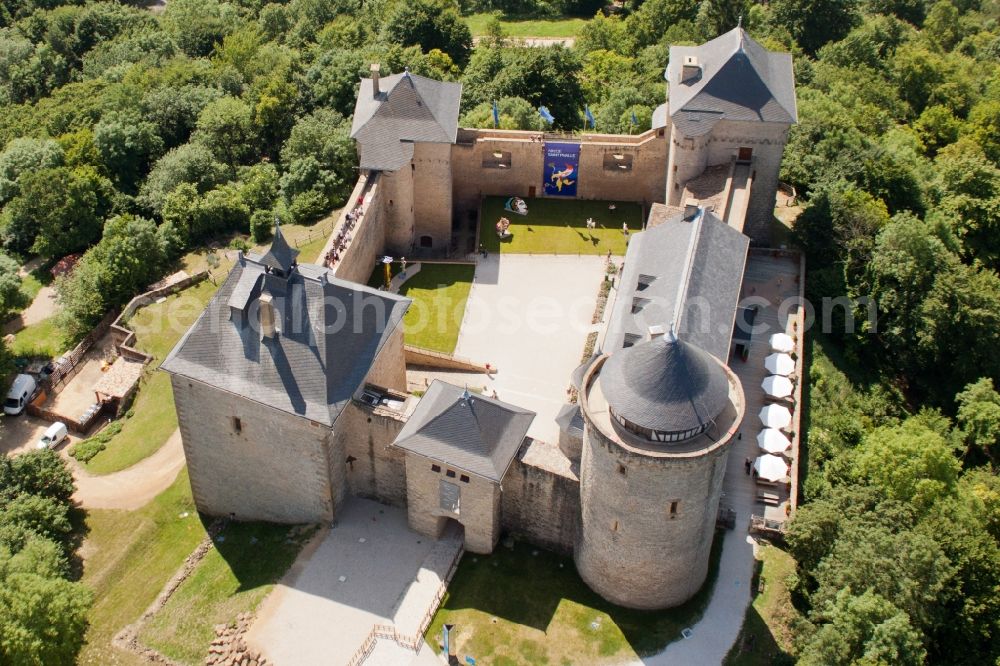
(4, 374, 38, 416)
(37, 421, 68, 449)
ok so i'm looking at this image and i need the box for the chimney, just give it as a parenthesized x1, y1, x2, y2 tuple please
(683, 199, 701, 221)
(682, 56, 701, 83)
(370, 63, 381, 98)
(258, 293, 276, 339)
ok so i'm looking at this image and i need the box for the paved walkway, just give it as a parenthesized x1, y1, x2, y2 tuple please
(247, 499, 461, 666)
(637, 252, 802, 665)
(455, 254, 605, 443)
(70, 429, 186, 510)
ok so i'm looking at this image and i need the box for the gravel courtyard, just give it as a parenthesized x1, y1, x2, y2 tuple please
(454, 254, 606, 444)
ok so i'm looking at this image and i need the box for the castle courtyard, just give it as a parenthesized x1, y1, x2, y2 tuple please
(454, 253, 607, 443)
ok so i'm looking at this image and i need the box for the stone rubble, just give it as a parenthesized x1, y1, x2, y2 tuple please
(204, 612, 268, 666)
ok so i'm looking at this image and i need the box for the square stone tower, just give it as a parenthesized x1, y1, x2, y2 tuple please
(660, 29, 797, 243)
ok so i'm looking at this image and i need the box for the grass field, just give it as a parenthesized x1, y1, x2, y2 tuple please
(78, 471, 205, 666)
(464, 13, 587, 37)
(398, 264, 475, 354)
(724, 545, 799, 665)
(140, 522, 314, 664)
(83, 279, 219, 474)
(480, 197, 640, 255)
(10, 316, 67, 358)
(426, 534, 724, 664)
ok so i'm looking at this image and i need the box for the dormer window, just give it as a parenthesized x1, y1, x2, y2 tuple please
(637, 274, 656, 291)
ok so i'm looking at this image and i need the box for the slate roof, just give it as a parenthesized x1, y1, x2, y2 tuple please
(258, 223, 298, 274)
(161, 246, 410, 427)
(393, 381, 535, 482)
(667, 28, 797, 136)
(600, 333, 731, 434)
(604, 204, 749, 362)
(350, 70, 462, 172)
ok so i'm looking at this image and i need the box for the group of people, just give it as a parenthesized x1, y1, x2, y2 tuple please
(496, 217, 512, 237)
(324, 196, 366, 267)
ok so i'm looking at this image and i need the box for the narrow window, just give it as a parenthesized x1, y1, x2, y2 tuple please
(618, 463, 626, 476)
(670, 501, 679, 518)
(431, 464, 441, 473)
(612, 520, 619, 532)
(460, 474, 470, 483)
(232, 417, 242, 433)
(446, 469, 456, 478)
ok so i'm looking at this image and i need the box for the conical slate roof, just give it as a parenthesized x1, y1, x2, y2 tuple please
(600, 333, 730, 435)
(259, 223, 299, 274)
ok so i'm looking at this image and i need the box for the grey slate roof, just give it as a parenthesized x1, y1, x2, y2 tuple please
(604, 204, 749, 363)
(350, 70, 462, 172)
(393, 381, 535, 482)
(162, 246, 410, 427)
(555, 403, 585, 437)
(600, 334, 730, 433)
(258, 223, 298, 274)
(667, 28, 797, 136)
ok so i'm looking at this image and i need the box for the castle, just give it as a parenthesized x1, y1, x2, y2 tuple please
(162, 28, 795, 611)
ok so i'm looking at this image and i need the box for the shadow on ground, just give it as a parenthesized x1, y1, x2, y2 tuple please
(433, 530, 725, 657)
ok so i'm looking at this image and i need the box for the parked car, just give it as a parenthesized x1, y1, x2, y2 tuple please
(37, 421, 68, 449)
(4, 374, 37, 416)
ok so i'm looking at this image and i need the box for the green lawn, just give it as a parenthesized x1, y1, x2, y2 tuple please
(83, 279, 219, 474)
(724, 545, 799, 665)
(465, 13, 587, 37)
(10, 316, 68, 359)
(426, 534, 724, 664)
(139, 522, 315, 664)
(480, 197, 641, 255)
(79, 471, 205, 666)
(397, 264, 475, 354)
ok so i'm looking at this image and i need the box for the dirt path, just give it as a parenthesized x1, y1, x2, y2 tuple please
(71, 429, 186, 510)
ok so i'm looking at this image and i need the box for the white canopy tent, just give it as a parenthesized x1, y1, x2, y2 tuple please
(762, 374, 794, 399)
(769, 333, 794, 353)
(754, 454, 790, 482)
(759, 404, 792, 429)
(757, 428, 792, 454)
(764, 353, 795, 376)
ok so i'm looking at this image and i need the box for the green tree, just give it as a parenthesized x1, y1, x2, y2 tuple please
(461, 96, 547, 130)
(382, 0, 473, 67)
(771, 0, 860, 54)
(93, 111, 165, 193)
(956, 378, 1000, 463)
(924, 0, 963, 52)
(0, 137, 63, 204)
(0, 449, 75, 505)
(853, 418, 961, 511)
(3, 165, 113, 257)
(139, 143, 229, 214)
(0, 251, 23, 318)
(0, 567, 92, 666)
(799, 589, 926, 666)
(193, 96, 258, 169)
(161, 0, 240, 58)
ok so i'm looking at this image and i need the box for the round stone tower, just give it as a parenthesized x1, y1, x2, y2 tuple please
(574, 332, 744, 609)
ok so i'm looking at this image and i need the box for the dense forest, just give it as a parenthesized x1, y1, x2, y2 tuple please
(0, 0, 998, 663)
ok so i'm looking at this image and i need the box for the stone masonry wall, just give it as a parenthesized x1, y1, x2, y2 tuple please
(404, 453, 501, 554)
(171, 376, 344, 524)
(573, 415, 732, 609)
(411, 142, 454, 252)
(451, 129, 667, 221)
(332, 176, 388, 285)
(336, 401, 408, 507)
(379, 167, 415, 255)
(500, 442, 580, 556)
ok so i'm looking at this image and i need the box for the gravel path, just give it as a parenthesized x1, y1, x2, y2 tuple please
(70, 428, 186, 510)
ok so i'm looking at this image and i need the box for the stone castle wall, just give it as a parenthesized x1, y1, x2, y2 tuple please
(411, 142, 454, 251)
(333, 175, 387, 285)
(171, 375, 345, 524)
(500, 441, 580, 555)
(403, 453, 502, 554)
(666, 119, 791, 244)
(450, 129, 668, 223)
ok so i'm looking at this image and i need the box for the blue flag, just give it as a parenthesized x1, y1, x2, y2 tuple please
(492, 100, 500, 128)
(630, 110, 638, 125)
(584, 105, 595, 129)
(538, 106, 555, 125)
